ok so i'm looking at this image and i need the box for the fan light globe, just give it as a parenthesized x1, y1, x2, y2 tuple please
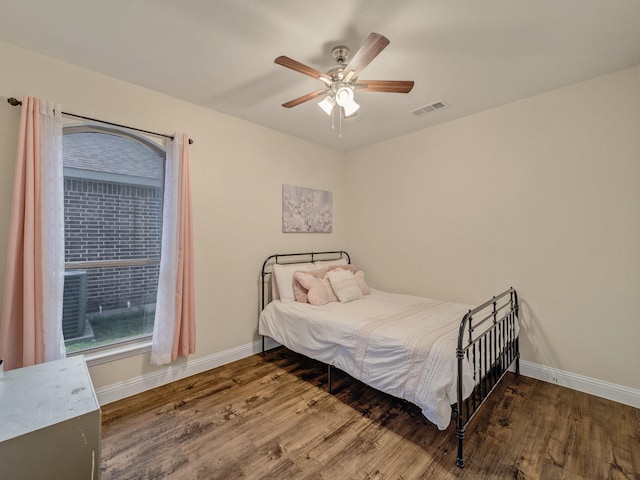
(318, 95, 335, 115)
(342, 100, 360, 117)
(335, 87, 360, 117)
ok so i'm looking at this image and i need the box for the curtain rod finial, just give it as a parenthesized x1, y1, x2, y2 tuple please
(7, 97, 22, 106)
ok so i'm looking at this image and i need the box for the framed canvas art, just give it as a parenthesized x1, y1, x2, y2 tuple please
(282, 185, 332, 233)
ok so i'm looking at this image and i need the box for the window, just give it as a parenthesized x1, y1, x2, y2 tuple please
(61, 126, 164, 353)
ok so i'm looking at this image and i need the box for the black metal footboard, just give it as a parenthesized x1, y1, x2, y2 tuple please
(455, 287, 520, 468)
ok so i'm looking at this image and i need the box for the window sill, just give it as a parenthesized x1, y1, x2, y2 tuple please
(69, 339, 152, 367)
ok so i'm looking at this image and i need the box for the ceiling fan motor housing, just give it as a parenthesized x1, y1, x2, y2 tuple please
(328, 46, 350, 82)
(331, 46, 350, 64)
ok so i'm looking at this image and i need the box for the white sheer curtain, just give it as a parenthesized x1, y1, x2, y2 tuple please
(151, 133, 195, 365)
(40, 101, 66, 361)
(150, 135, 180, 365)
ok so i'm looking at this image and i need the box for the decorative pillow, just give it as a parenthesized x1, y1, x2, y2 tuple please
(354, 270, 371, 295)
(327, 269, 363, 303)
(327, 265, 370, 295)
(293, 268, 328, 303)
(314, 257, 348, 268)
(327, 264, 357, 273)
(272, 262, 314, 302)
(294, 271, 337, 306)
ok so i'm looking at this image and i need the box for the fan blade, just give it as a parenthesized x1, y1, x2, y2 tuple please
(343, 33, 390, 80)
(281, 89, 327, 108)
(356, 80, 414, 93)
(275, 56, 332, 86)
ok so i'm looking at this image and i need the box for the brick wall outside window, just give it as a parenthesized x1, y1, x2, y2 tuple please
(64, 177, 162, 313)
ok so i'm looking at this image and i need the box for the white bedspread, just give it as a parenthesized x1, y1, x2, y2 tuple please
(259, 289, 476, 430)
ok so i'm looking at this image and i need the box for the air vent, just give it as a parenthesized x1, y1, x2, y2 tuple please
(411, 100, 448, 116)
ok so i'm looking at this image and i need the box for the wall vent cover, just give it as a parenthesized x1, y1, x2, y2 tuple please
(411, 100, 448, 116)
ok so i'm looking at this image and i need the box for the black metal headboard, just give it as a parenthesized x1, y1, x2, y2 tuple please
(260, 250, 351, 313)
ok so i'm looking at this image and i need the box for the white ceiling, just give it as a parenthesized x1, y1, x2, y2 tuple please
(1, 0, 639, 151)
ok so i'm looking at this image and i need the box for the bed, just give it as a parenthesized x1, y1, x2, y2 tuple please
(258, 251, 519, 468)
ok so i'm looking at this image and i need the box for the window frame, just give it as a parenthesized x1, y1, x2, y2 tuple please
(62, 124, 166, 364)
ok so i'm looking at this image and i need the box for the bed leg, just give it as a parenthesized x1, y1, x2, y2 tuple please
(328, 365, 332, 394)
(456, 427, 465, 468)
(261, 336, 265, 356)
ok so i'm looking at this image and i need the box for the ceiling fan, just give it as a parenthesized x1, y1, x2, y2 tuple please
(275, 32, 414, 121)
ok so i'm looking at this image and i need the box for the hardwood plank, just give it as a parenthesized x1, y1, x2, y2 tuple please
(101, 347, 640, 479)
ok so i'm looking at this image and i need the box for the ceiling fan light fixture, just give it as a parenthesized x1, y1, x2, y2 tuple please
(335, 86, 360, 117)
(335, 86, 354, 106)
(318, 95, 335, 115)
(341, 99, 360, 117)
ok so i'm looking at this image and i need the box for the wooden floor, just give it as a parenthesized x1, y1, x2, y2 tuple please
(101, 347, 640, 480)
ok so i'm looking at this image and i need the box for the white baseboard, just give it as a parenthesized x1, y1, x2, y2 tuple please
(519, 360, 640, 409)
(94, 337, 280, 405)
(95, 341, 640, 411)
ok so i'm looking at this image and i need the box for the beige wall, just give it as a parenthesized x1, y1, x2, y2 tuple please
(345, 66, 640, 390)
(1, 39, 638, 395)
(0, 41, 348, 389)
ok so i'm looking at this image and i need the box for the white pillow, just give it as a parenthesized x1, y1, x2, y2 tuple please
(271, 274, 279, 301)
(327, 269, 363, 303)
(272, 262, 314, 302)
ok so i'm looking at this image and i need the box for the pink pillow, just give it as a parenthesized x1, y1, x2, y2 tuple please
(354, 271, 371, 295)
(293, 268, 327, 303)
(294, 271, 337, 306)
(327, 264, 357, 273)
(314, 258, 349, 268)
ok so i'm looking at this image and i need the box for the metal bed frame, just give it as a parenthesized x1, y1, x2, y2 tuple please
(259, 250, 519, 468)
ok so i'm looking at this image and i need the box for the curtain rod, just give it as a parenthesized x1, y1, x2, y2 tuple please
(7, 97, 193, 144)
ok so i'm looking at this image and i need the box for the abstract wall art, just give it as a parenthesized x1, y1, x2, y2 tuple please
(282, 184, 332, 233)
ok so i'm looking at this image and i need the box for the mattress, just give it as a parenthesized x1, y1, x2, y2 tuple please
(259, 288, 476, 430)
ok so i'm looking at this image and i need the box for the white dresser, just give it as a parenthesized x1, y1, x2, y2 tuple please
(0, 356, 101, 479)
